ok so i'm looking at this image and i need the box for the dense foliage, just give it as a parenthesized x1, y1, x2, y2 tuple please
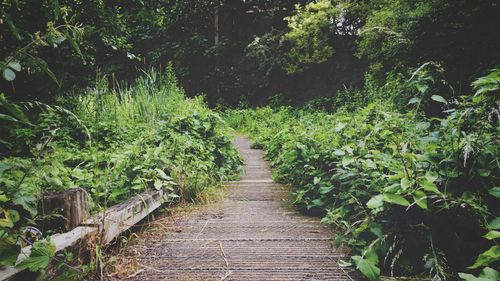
(247, 0, 500, 102)
(1, 1, 498, 280)
(225, 69, 499, 280)
(0, 68, 241, 275)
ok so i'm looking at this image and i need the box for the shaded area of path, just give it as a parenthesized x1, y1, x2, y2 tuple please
(109, 136, 362, 280)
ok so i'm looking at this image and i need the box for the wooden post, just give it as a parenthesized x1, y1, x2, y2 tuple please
(42, 188, 89, 232)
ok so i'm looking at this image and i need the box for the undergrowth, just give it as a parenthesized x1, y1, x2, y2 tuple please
(224, 69, 499, 281)
(0, 67, 242, 279)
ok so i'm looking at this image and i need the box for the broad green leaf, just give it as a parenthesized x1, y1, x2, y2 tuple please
(342, 156, 354, 167)
(63, 29, 84, 61)
(155, 168, 172, 180)
(400, 177, 412, 190)
(313, 177, 321, 185)
(459, 267, 499, 281)
(0, 234, 20, 267)
(425, 171, 439, 183)
(4, 14, 22, 40)
(412, 190, 428, 209)
(420, 178, 441, 194)
(483, 230, 500, 240)
(32, 57, 60, 86)
(383, 193, 410, 206)
(3, 68, 16, 81)
(333, 149, 345, 156)
(0, 209, 20, 228)
(488, 187, 500, 198)
(367, 195, 384, 209)
(416, 84, 428, 94)
(352, 252, 380, 281)
(431, 95, 448, 104)
(8, 61, 21, 72)
(487, 217, 500, 230)
(310, 198, 325, 208)
(408, 97, 421, 105)
(44, 176, 63, 187)
(16, 241, 56, 272)
(154, 180, 163, 190)
(468, 246, 500, 269)
(318, 185, 333, 194)
(13, 195, 37, 217)
(478, 169, 491, 177)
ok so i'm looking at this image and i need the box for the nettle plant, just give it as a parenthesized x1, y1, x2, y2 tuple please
(225, 69, 499, 280)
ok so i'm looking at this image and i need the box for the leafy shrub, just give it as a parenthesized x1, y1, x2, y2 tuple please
(0, 68, 242, 271)
(224, 69, 499, 280)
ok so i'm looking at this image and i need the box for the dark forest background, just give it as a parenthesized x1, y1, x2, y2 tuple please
(2, 0, 498, 106)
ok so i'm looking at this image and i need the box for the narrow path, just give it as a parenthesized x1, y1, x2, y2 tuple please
(110, 136, 361, 280)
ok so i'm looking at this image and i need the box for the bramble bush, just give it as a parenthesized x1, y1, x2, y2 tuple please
(224, 69, 499, 281)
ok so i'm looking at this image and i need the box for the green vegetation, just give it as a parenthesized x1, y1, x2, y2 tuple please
(225, 69, 499, 280)
(0, 68, 241, 276)
(1, 0, 498, 280)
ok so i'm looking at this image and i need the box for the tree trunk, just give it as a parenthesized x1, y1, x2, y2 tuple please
(214, 6, 220, 45)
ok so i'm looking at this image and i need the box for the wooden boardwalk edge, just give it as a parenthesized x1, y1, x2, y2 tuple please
(0, 189, 164, 281)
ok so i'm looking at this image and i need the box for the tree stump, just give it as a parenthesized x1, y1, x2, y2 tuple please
(41, 188, 89, 232)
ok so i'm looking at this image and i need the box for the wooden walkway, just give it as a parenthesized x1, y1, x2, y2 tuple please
(109, 136, 361, 280)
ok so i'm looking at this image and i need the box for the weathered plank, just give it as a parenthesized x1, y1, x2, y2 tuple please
(0, 226, 97, 281)
(0, 189, 164, 281)
(88, 189, 164, 244)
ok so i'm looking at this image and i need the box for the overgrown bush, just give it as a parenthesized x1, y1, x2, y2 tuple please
(0, 68, 242, 275)
(224, 69, 499, 281)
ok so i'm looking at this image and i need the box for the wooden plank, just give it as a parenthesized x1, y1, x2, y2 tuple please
(88, 189, 164, 244)
(0, 189, 164, 281)
(0, 226, 97, 280)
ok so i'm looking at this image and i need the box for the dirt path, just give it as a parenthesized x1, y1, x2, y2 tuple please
(109, 136, 361, 280)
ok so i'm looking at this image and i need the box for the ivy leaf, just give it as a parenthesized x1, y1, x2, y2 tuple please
(431, 95, 448, 104)
(352, 252, 380, 281)
(16, 241, 56, 272)
(383, 193, 410, 206)
(3, 68, 16, 81)
(468, 246, 500, 269)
